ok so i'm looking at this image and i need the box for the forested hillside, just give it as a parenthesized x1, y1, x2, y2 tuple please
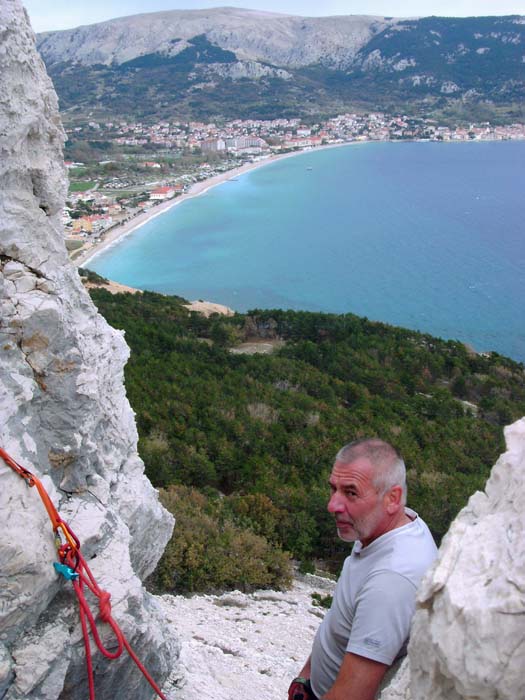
(89, 287, 525, 592)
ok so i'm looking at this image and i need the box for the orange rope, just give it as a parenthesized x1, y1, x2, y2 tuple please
(0, 447, 168, 700)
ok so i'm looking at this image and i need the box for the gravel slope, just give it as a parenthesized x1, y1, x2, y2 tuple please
(159, 575, 336, 700)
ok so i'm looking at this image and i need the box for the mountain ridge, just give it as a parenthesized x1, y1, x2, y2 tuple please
(36, 9, 525, 121)
(37, 8, 396, 69)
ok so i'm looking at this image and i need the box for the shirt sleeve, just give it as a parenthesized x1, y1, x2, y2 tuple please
(346, 570, 417, 665)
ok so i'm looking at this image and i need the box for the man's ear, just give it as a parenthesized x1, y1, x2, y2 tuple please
(384, 485, 403, 514)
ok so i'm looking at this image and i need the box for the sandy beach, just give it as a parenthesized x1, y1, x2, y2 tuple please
(74, 143, 351, 269)
(82, 276, 235, 316)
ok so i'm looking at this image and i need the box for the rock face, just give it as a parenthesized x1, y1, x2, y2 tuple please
(381, 417, 525, 700)
(0, 2, 177, 699)
(203, 60, 292, 81)
(36, 8, 392, 70)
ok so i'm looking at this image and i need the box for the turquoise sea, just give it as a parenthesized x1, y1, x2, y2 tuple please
(90, 141, 525, 362)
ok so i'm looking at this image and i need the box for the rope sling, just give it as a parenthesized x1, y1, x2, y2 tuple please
(0, 446, 168, 700)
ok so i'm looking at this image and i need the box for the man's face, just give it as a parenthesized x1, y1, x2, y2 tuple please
(327, 456, 388, 546)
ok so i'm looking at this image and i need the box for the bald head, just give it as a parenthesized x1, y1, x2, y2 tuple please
(336, 438, 407, 505)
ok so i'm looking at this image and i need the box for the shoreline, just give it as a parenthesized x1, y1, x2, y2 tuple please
(73, 141, 358, 268)
(73, 136, 521, 269)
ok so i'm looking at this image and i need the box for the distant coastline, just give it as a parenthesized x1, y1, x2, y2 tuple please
(84, 139, 525, 362)
(75, 142, 356, 269)
(75, 136, 523, 270)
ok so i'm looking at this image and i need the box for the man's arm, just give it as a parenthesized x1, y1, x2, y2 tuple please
(322, 652, 388, 700)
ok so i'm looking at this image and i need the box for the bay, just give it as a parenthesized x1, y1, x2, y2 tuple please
(90, 141, 525, 362)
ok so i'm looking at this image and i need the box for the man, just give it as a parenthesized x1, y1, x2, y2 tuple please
(288, 438, 437, 700)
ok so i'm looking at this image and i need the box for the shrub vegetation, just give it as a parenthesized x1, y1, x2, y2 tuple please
(151, 485, 291, 593)
(89, 287, 525, 591)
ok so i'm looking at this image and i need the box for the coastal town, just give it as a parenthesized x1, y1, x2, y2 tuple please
(65, 111, 525, 263)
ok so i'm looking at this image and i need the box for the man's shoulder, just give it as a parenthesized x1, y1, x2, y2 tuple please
(381, 515, 437, 582)
(350, 514, 437, 581)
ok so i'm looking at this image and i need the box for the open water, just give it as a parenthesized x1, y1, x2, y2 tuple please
(90, 141, 525, 362)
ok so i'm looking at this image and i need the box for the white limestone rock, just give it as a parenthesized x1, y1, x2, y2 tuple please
(440, 80, 460, 94)
(159, 575, 336, 700)
(408, 417, 525, 700)
(204, 60, 292, 81)
(36, 8, 397, 70)
(0, 643, 14, 696)
(0, 2, 177, 698)
(379, 659, 410, 700)
(381, 417, 525, 700)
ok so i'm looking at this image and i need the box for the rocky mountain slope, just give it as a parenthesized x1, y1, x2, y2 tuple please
(35, 8, 525, 121)
(37, 8, 391, 69)
(0, 2, 177, 698)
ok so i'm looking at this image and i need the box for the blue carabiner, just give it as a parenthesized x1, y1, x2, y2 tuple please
(53, 562, 79, 581)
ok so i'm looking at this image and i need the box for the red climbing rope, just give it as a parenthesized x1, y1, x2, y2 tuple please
(0, 447, 168, 700)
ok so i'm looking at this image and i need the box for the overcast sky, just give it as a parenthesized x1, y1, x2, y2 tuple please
(23, 0, 525, 33)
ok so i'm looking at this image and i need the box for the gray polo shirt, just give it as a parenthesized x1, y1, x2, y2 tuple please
(310, 509, 437, 698)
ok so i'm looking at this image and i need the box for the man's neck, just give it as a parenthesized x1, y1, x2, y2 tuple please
(361, 509, 413, 547)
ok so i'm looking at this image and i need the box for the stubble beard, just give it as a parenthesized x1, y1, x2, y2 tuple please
(336, 504, 383, 543)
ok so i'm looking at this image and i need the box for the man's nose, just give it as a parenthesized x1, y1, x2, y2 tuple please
(327, 491, 344, 513)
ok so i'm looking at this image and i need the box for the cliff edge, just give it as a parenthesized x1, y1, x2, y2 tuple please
(0, 2, 177, 698)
